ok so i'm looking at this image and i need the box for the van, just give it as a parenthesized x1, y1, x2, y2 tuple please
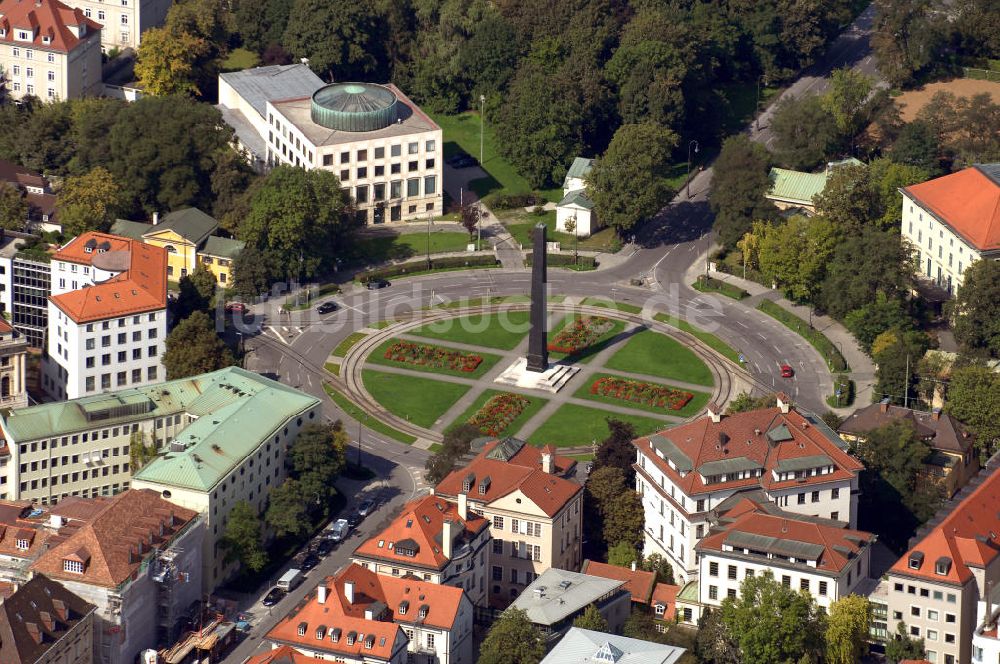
(277, 568, 304, 592)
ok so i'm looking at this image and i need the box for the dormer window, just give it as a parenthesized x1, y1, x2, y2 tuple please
(655, 604, 665, 616)
(935, 557, 952, 576)
(908, 551, 924, 570)
(418, 605, 428, 619)
(15, 537, 30, 551)
(62, 559, 84, 574)
(365, 635, 375, 649)
(16, 30, 31, 41)
(297, 622, 307, 637)
(346, 631, 357, 646)
(462, 473, 475, 492)
(398, 600, 408, 615)
(330, 628, 341, 643)
(315, 626, 326, 640)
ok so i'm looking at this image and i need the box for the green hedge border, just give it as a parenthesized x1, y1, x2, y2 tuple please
(692, 275, 749, 300)
(756, 300, 849, 372)
(356, 255, 499, 282)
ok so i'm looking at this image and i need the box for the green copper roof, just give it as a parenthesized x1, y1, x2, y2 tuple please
(558, 189, 595, 210)
(202, 235, 245, 259)
(155, 208, 219, 245)
(310, 83, 398, 132)
(109, 219, 149, 241)
(767, 168, 829, 206)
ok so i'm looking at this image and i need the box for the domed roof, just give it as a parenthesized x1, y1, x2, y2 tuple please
(310, 82, 399, 132)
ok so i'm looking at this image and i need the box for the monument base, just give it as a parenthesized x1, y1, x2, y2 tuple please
(493, 357, 580, 394)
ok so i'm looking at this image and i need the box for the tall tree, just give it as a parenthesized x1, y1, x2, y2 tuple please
(175, 264, 219, 318)
(822, 68, 874, 140)
(478, 608, 545, 664)
(283, 0, 387, 81)
(231, 244, 276, 300)
(945, 364, 1000, 458)
(642, 552, 675, 585)
(769, 94, 838, 170)
(221, 500, 268, 572)
(843, 292, 914, 353)
(871, 0, 942, 87)
(872, 329, 931, 406)
(265, 479, 310, 537)
(135, 27, 209, 96)
(890, 121, 941, 174)
(825, 594, 872, 664)
(757, 214, 839, 302)
(573, 604, 610, 633)
(819, 229, 913, 319)
(607, 541, 640, 568)
(949, 260, 1000, 358)
(595, 418, 638, 484)
(0, 182, 27, 231)
(709, 135, 777, 250)
(458, 13, 522, 100)
(813, 163, 877, 229)
(425, 424, 481, 484)
(290, 422, 347, 507)
(885, 621, 926, 663)
(57, 167, 124, 237)
(162, 310, 236, 379)
(583, 466, 644, 559)
(587, 123, 679, 235)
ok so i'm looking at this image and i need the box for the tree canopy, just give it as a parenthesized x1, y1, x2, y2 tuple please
(573, 604, 610, 633)
(162, 311, 236, 379)
(770, 94, 838, 170)
(57, 167, 125, 238)
(478, 608, 545, 664)
(825, 594, 872, 664)
(0, 183, 27, 231)
(950, 260, 1000, 359)
(710, 136, 777, 250)
(945, 364, 1000, 459)
(583, 466, 643, 560)
(594, 418, 638, 484)
(221, 500, 267, 572)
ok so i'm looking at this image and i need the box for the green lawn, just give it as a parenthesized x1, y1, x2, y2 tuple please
(432, 295, 531, 309)
(449, 389, 549, 437)
(654, 314, 743, 366)
(361, 370, 470, 429)
(323, 384, 416, 444)
(527, 404, 669, 447)
(353, 231, 473, 263)
(575, 373, 711, 418)
(430, 111, 562, 202)
(581, 298, 643, 314)
(605, 329, 714, 387)
(370, 319, 397, 329)
(548, 314, 627, 364)
(505, 211, 621, 253)
(367, 338, 501, 379)
(332, 332, 368, 357)
(408, 310, 531, 350)
(324, 362, 340, 376)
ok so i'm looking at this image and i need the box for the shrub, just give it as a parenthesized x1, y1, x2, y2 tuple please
(356, 255, 498, 281)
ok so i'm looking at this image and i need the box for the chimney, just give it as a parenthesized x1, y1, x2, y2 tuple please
(932, 407, 942, 421)
(775, 393, 791, 414)
(541, 445, 554, 474)
(442, 519, 454, 559)
(457, 492, 468, 521)
(706, 401, 722, 423)
(344, 581, 354, 605)
(152, 211, 159, 225)
(39, 611, 55, 631)
(52, 599, 68, 622)
(25, 622, 42, 644)
(879, 397, 890, 413)
(318, 584, 328, 604)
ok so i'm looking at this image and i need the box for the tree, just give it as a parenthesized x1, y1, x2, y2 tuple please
(872, 329, 931, 406)
(890, 121, 941, 173)
(265, 479, 309, 537)
(696, 608, 740, 664)
(822, 68, 874, 140)
(594, 418, 637, 483)
(607, 541, 640, 568)
(231, 244, 276, 300)
(458, 13, 522, 100)
(825, 594, 872, 664)
(57, 167, 124, 237)
(718, 572, 826, 664)
(477, 608, 545, 664)
(950, 260, 1000, 358)
(757, 215, 838, 302)
(726, 392, 777, 414)
(871, 0, 942, 87)
(885, 621, 926, 663)
(641, 552, 675, 585)
(813, 163, 877, 229)
(135, 27, 209, 96)
(460, 204, 481, 240)
(769, 94, 838, 170)
(709, 136, 777, 249)
(819, 229, 913, 319)
(129, 430, 159, 471)
(425, 424, 481, 484)
(162, 310, 236, 379)
(587, 123, 678, 235)
(175, 264, 219, 318)
(221, 500, 267, 572)
(0, 182, 27, 231)
(583, 466, 644, 559)
(573, 604, 610, 633)
(868, 158, 931, 230)
(283, 0, 387, 81)
(844, 292, 914, 353)
(624, 608, 667, 644)
(945, 364, 1000, 458)
(290, 422, 347, 507)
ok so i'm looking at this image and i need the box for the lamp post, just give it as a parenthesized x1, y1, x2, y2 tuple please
(479, 94, 486, 168)
(426, 210, 432, 270)
(686, 140, 699, 199)
(755, 77, 761, 132)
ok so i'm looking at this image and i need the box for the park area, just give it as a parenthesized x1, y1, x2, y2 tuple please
(893, 77, 1000, 121)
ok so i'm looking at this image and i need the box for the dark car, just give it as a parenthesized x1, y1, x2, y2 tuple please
(317, 301, 338, 315)
(357, 498, 376, 517)
(781, 364, 795, 378)
(366, 279, 390, 290)
(300, 553, 320, 571)
(347, 513, 363, 529)
(316, 539, 334, 556)
(261, 587, 285, 607)
(224, 302, 248, 314)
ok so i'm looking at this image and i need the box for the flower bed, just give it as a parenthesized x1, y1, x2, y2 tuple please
(590, 376, 693, 411)
(383, 340, 482, 372)
(468, 393, 530, 436)
(548, 316, 614, 354)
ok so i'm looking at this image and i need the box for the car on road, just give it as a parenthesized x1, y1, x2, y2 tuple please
(347, 513, 362, 529)
(316, 539, 334, 556)
(300, 553, 320, 571)
(366, 279, 391, 290)
(326, 518, 351, 543)
(225, 302, 248, 314)
(781, 364, 795, 378)
(357, 498, 376, 517)
(261, 587, 285, 607)
(317, 301, 338, 315)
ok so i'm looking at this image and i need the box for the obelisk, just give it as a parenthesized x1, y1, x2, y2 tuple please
(526, 223, 548, 372)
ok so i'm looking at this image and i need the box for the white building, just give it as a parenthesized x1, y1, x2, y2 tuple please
(61, 0, 171, 51)
(0, 0, 102, 102)
(556, 157, 600, 238)
(633, 395, 864, 586)
(218, 67, 444, 225)
(540, 627, 686, 664)
(44, 232, 167, 401)
(901, 163, 1000, 297)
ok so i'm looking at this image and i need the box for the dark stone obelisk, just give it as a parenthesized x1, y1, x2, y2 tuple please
(526, 223, 548, 373)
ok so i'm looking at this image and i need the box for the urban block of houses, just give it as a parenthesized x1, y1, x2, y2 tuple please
(0, 158, 58, 233)
(0, 573, 96, 664)
(539, 626, 687, 664)
(838, 400, 978, 497)
(44, 231, 168, 401)
(0, 0, 102, 102)
(510, 567, 632, 645)
(579, 560, 681, 633)
(901, 163, 1000, 297)
(352, 493, 491, 607)
(765, 158, 863, 215)
(61, 0, 171, 51)
(218, 66, 443, 224)
(880, 464, 1000, 664)
(433, 438, 583, 609)
(266, 563, 474, 664)
(556, 157, 601, 238)
(633, 395, 864, 586)
(111, 207, 245, 285)
(29, 488, 202, 664)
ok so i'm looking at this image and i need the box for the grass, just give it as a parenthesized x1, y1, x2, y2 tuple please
(692, 275, 749, 300)
(575, 373, 711, 419)
(654, 313, 743, 366)
(756, 300, 849, 372)
(430, 111, 562, 203)
(827, 374, 856, 408)
(569, 453, 595, 462)
(504, 210, 621, 253)
(323, 384, 416, 444)
(432, 295, 532, 309)
(354, 262, 498, 283)
(548, 314, 627, 364)
(527, 404, 669, 447)
(352, 231, 474, 263)
(361, 370, 470, 429)
(604, 329, 715, 387)
(333, 332, 368, 358)
(324, 362, 341, 376)
(449, 389, 549, 438)
(408, 310, 531, 350)
(221, 47, 260, 71)
(367, 338, 501, 379)
(581, 298, 643, 314)
(370, 319, 397, 330)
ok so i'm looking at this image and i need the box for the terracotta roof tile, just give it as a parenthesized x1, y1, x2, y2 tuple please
(839, 402, 975, 454)
(580, 561, 656, 604)
(247, 645, 332, 664)
(0, 0, 101, 54)
(0, 574, 94, 664)
(651, 583, 679, 621)
(902, 165, 1000, 252)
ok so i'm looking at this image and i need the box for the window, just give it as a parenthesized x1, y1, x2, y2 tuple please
(426, 158, 435, 169)
(818, 581, 827, 596)
(390, 180, 402, 198)
(374, 146, 385, 159)
(426, 139, 436, 152)
(831, 511, 839, 520)
(408, 142, 418, 155)
(391, 163, 401, 175)
(147, 366, 157, 381)
(424, 175, 437, 195)
(391, 144, 401, 157)
(709, 562, 718, 577)
(797, 493, 806, 505)
(355, 185, 369, 203)
(928, 610, 938, 621)
(323, 154, 333, 166)
(15, 537, 29, 550)
(357, 166, 367, 179)
(493, 516, 504, 529)
(811, 490, 819, 503)
(492, 566, 502, 580)
(47, 70, 54, 81)
(493, 539, 503, 555)
(782, 575, 791, 587)
(98, 10, 105, 20)
(945, 613, 955, 623)
(407, 178, 420, 197)
(357, 149, 367, 161)
(373, 183, 385, 201)
(708, 585, 718, 600)
(120, 13, 128, 23)
(927, 630, 938, 641)
(62, 559, 84, 574)
(340, 151, 349, 164)
(85, 377, 95, 391)
(727, 565, 737, 580)
(800, 579, 809, 592)
(911, 606, 921, 617)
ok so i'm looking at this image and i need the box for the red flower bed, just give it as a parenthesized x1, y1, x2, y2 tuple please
(468, 393, 530, 436)
(590, 376, 693, 411)
(383, 340, 483, 372)
(547, 316, 614, 354)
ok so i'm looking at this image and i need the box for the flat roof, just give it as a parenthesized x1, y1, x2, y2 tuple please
(510, 568, 625, 626)
(219, 64, 324, 119)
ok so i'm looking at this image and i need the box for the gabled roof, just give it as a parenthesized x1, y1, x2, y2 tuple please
(564, 157, 594, 183)
(0, 575, 94, 664)
(108, 219, 150, 241)
(202, 235, 245, 259)
(558, 189, 595, 210)
(0, 0, 100, 54)
(580, 561, 656, 604)
(353, 494, 488, 571)
(0, 158, 46, 190)
(902, 164, 1000, 252)
(651, 583, 679, 621)
(247, 645, 332, 664)
(148, 208, 219, 246)
(767, 167, 829, 206)
(30, 489, 198, 588)
(839, 402, 975, 454)
(540, 627, 686, 664)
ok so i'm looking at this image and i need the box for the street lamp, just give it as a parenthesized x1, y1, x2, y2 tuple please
(686, 140, 699, 199)
(755, 76, 761, 132)
(479, 95, 486, 168)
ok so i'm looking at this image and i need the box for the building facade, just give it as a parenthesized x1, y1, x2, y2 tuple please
(61, 0, 171, 51)
(0, 0, 102, 102)
(0, 318, 29, 408)
(9, 245, 52, 349)
(0, 574, 96, 664)
(44, 232, 168, 400)
(556, 157, 599, 238)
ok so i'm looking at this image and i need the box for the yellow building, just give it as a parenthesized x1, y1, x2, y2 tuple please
(111, 208, 244, 286)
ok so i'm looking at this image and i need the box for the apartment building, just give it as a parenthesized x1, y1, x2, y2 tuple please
(0, 574, 96, 664)
(633, 395, 864, 585)
(44, 231, 167, 400)
(352, 493, 491, 607)
(885, 467, 1000, 664)
(901, 163, 1000, 297)
(0, 0, 102, 101)
(0, 235, 54, 348)
(62, 0, 170, 51)
(267, 563, 474, 664)
(434, 438, 583, 609)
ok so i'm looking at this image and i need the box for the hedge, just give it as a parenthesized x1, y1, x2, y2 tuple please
(525, 254, 597, 270)
(356, 255, 499, 281)
(692, 275, 749, 300)
(826, 374, 856, 408)
(481, 191, 545, 210)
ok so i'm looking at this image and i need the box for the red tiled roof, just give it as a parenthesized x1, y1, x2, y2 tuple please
(247, 646, 332, 664)
(30, 489, 198, 588)
(696, 497, 874, 574)
(891, 468, 1000, 585)
(580, 561, 656, 604)
(353, 494, 488, 571)
(0, 0, 101, 54)
(651, 583, 679, 621)
(902, 165, 1000, 252)
(635, 404, 863, 497)
(49, 232, 167, 323)
(839, 402, 975, 454)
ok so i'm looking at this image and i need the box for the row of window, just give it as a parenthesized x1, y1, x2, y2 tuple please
(352, 176, 436, 204)
(893, 581, 957, 603)
(492, 565, 537, 585)
(321, 141, 437, 166)
(706, 569, 829, 599)
(337, 159, 435, 182)
(20, 445, 128, 473)
(84, 346, 158, 367)
(81, 8, 129, 23)
(6, 66, 57, 81)
(7, 83, 57, 98)
(85, 328, 158, 349)
(19, 429, 138, 456)
(7, 48, 57, 63)
(84, 366, 156, 391)
(20, 464, 127, 493)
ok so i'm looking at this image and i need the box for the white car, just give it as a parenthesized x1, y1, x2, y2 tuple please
(326, 518, 351, 543)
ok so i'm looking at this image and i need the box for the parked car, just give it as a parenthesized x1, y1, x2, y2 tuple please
(347, 513, 362, 529)
(316, 539, 334, 556)
(357, 498, 376, 517)
(326, 518, 351, 543)
(225, 302, 248, 314)
(317, 301, 338, 315)
(276, 568, 304, 592)
(781, 364, 795, 378)
(366, 279, 390, 290)
(262, 587, 285, 607)
(300, 553, 320, 571)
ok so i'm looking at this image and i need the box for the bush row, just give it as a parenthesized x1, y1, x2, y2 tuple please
(693, 275, 749, 300)
(525, 253, 598, 269)
(757, 300, 849, 372)
(481, 191, 545, 210)
(356, 254, 499, 281)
